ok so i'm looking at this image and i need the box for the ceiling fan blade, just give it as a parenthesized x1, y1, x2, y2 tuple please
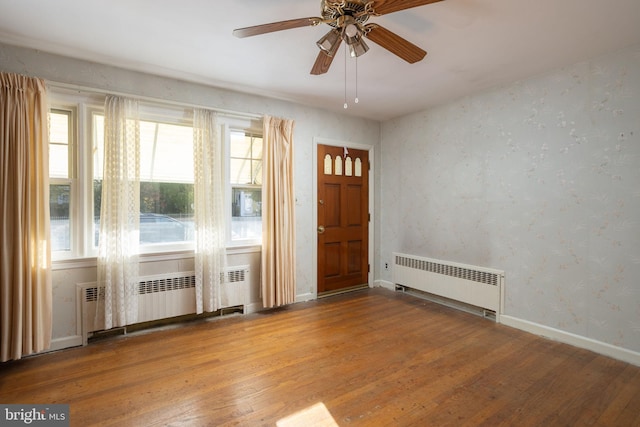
(369, 0, 445, 16)
(310, 49, 338, 75)
(364, 24, 426, 63)
(233, 17, 322, 38)
(311, 36, 342, 75)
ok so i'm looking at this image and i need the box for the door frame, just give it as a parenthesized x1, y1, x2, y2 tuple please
(312, 137, 375, 298)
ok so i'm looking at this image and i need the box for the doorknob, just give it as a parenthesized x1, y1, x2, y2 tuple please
(317, 225, 325, 234)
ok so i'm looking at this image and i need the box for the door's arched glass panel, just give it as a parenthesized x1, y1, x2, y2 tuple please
(345, 156, 353, 176)
(324, 154, 333, 175)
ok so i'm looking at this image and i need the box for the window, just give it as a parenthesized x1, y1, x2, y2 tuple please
(229, 130, 263, 244)
(92, 112, 195, 251)
(48, 91, 262, 261)
(48, 109, 75, 255)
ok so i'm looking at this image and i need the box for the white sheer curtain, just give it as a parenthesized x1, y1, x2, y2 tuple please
(97, 95, 140, 329)
(193, 109, 226, 313)
(0, 72, 51, 361)
(261, 115, 296, 308)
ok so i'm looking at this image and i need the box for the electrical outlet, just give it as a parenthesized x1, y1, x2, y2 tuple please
(385, 263, 389, 270)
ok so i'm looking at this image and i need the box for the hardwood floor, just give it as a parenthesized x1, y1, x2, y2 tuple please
(2, 288, 639, 426)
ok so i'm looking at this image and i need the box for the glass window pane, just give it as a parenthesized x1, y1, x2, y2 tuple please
(93, 113, 195, 247)
(230, 158, 252, 185)
(231, 217, 262, 241)
(252, 137, 263, 158)
(49, 111, 69, 144)
(139, 122, 193, 183)
(49, 111, 70, 179)
(49, 144, 69, 178)
(49, 109, 73, 255)
(230, 131, 251, 158)
(229, 130, 263, 243)
(94, 181, 195, 246)
(93, 114, 105, 180)
(93, 114, 104, 248)
(252, 160, 262, 185)
(50, 184, 70, 251)
(93, 179, 102, 247)
(232, 188, 261, 217)
(140, 182, 194, 244)
(231, 188, 262, 241)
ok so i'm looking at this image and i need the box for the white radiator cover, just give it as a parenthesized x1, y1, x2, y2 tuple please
(392, 253, 504, 319)
(77, 265, 249, 345)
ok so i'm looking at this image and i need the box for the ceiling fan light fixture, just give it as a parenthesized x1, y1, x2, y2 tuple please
(317, 29, 341, 56)
(342, 22, 362, 46)
(344, 22, 359, 38)
(349, 37, 369, 57)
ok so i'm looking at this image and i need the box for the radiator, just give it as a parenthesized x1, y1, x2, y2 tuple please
(392, 253, 504, 319)
(220, 265, 250, 309)
(76, 265, 249, 345)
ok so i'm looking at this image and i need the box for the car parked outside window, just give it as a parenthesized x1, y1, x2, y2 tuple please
(139, 213, 188, 244)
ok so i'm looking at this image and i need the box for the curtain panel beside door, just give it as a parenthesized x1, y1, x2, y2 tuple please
(261, 115, 296, 308)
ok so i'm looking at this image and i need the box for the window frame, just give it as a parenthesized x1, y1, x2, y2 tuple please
(90, 105, 197, 255)
(48, 95, 89, 261)
(222, 118, 264, 247)
(49, 90, 263, 262)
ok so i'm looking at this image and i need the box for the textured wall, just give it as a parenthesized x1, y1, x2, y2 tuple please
(381, 44, 640, 353)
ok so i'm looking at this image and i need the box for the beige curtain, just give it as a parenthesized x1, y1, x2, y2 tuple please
(193, 109, 226, 313)
(0, 72, 52, 362)
(97, 96, 140, 329)
(261, 115, 296, 308)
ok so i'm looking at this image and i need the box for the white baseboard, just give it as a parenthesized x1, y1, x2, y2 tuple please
(500, 315, 640, 367)
(47, 335, 83, 352)
(386, 281, 640, 366)
(244, 301, 264, 314)
(296, 292, 316, 303)
(374, 279, 395, 290)
(244, 294, 315, 313)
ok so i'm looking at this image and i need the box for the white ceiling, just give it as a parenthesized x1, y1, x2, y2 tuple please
(1, 0, 639, 121)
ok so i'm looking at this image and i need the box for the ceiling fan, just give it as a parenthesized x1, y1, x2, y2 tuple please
(233, 0, 445, 75)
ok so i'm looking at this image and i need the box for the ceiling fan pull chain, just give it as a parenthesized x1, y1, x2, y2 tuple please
(344, 43, 348, 109)
(355, 56, 359, 104)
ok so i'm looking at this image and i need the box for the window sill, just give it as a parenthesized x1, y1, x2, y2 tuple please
(52, 245, 262, 271)
(227, 244, 261, 255)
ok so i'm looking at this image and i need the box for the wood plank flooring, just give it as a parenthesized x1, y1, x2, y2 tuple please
(1, 288, 639, 426)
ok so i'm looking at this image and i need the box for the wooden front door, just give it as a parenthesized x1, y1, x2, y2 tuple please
(317, 144, 369, 294)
